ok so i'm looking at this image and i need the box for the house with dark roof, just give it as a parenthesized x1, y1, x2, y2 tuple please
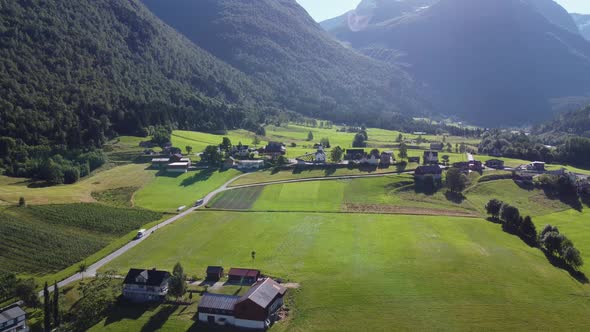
(430, 142, 444, 151)
(206, 266, 224, 281)
(344, 149, 366, 161)
(228, 268, 260, 285)
(263, 142, 286, 156)
(0, 303, 28, 332)
(122, 268, 171, 303)
(485, 159, 505, 169)
(380, 151, 394, 166)
(414, 165, 443, 180)
(198, 278, 287, 330)
(408, 156, 420, 163)
(423, 151, 439, 164)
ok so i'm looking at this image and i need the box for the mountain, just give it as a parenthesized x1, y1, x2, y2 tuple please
(0, 0, 271, 150)
(528, 0, 579, 34)
(141, 0, 425, 127)
(533, 105, 590, 139)
(323, 0, 590, 126)
(572, 13, 590, 40)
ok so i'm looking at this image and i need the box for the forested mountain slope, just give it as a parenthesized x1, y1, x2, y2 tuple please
(323, 0, 590, 126)
(142, 0, 425, 127)
(533, 106, 590, 138)
(0, 0, 269, 150)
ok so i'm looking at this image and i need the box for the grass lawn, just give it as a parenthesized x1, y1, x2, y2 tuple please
(99, 211, 590, 331)
(0, 164, 155, 205)
(134, 169, 241, 213)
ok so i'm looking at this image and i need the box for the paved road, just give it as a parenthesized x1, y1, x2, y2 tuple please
(41, 170, 411, 294)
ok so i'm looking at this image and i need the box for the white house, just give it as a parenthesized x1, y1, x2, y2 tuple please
(236, 160, 265, 170)
(122, 268, 171, 303)
(0, 303, 28, 332)
(314, 146, 327, 163)
(166, 162, 190, 173)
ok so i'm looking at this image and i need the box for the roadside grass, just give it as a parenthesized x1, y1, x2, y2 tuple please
(134, 169, 241, 213)
(99, 211, 590, 331)
(0, 204, 161, 276)
(91, 187, 138, 208)
(0, 164, 155, 205)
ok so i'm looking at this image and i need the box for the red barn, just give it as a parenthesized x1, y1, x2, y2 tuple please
(228, 268, 260, 285)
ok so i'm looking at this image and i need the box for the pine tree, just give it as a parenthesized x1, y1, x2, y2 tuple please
(43, 282, 51, 332)
(53, 282, 60, 327)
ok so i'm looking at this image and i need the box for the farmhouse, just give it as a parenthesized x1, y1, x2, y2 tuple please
(423, 151, 439, 164)
(380, 151, 394, 166)
(228, 268, 260, 285)
(151, 158, 170, 168)
(231, 145, 252, 158)
(122, 268, 171, 303)
(527, 161, 546, 172)
(314, 146, 327, 163)
(223, 157, 236, 169)
(430, 142, 444, 151)
(198, 278, 287, 330)
(363, 150, 380, 165)
(206, 266, 224, 281)
(0, 303, 28, 332)
(166, 162, 190, 173)
(264, 142, 286, 156)
(485, 159, 505, 169)
(236, 160, 265, 170)
(414, 165, 443, 180)
(344, 149, 365, 161)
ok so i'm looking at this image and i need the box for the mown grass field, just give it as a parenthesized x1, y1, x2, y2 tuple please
(134, 169, 241, 212)
(0, 204, 161, 276)
(99, 211, 590, 331)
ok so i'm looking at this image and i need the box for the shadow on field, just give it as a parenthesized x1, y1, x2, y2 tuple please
(140, 304, 178, 332)
(541, 188, 583, 212)
(180, 169, 215, 187)
(104, 301, 160, 326)
(542, 250, 589, 284)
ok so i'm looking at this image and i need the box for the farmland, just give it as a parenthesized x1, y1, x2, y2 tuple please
(0, 204, 161, 275)
(100, 211, 590, 331)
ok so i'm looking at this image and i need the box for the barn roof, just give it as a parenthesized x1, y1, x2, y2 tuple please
(198, 294, 240, 311)
(228, 268, 260, 278)
(206, 266, 224, 274)
(239, 278, 287, 309)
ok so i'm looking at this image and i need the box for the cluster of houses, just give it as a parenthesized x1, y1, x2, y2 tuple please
(151, 153, 192, 173)
(343, 149, 395, 166)
(121, 266, 287, 330)
(0, 302, 28, 332)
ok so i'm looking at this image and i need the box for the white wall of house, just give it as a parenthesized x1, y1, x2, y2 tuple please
(235, 318, 266, 330)
(198, 313, 235, 326)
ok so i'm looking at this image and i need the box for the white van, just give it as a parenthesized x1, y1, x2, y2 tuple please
(136, 229, 147, 239)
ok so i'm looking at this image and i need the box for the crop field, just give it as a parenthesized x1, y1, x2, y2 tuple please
(0, 163, 155, 205)
(208, 186, 263, 210)
(100, 211, 590, 331)
(0, 204, 161, 275)
(134, 169, 241, 212)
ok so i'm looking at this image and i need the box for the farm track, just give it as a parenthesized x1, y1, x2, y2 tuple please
(41, 169, 425, 294)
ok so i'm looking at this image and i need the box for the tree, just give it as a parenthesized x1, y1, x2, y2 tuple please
(18, 197, 26, 207)
(352, 133, 367, 147)
(331, 146, 344, 163)
(168, 262, 187, 300)
(44, 282, 51, 332)
(221, 137, 232, 151)
(442, 155, 450, 165)
(15, 279, 39, 307)
(500, 204, 520, 226)
(251, 251, 256, 260)
(185, 146, 193, 155)
(485, 199, 503, 220)
(68, 271, 120, 331)
(307, 131, 314, 141)
(446, 168, 467, 193)
(519, 216, 538, 245)
(320, 137, 330, 148)
(446, 143, 452, 152)
(201, 146, 223, 165)
(252, 136, 261, 146)
(540, 231, 564, 255)
(396, 133, 403, 143)
(78, 262, 87, 279)
(53, 282, 60, 327)
(152, 126, 171, 146)
(398, 142, 408, 159)
(563, 245, 584, 269)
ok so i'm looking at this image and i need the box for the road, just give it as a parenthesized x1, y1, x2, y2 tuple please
(41, 170, 412, 294)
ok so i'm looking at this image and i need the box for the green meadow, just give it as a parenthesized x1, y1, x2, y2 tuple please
(100, 211, 590, 331)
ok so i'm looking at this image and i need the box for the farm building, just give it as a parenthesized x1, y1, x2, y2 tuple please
(0, 303, 28, 332)
(485, 159, 505, 169)
(231, 145, 252, 158)
(228, 268, 260, 285)
(223, 157, 236, 169)
(236, 160, 265, 170)
(206, 266, 224, 281)
(527, 161, 546, 172)
(167, 162, 190, 173)
(122, 268, 171, 303)
(414, 165, 443, 180)
(423, 151, 439, 164)
(344, 149, 365, 161)
(380, 151, 394, 166)
(315, 146, 327, 163)
(264, 142, 286, 156)
(408, 156, 420, 163)
(151, 158, 170, 168)
(198, 278, 287, 330)
(430, 142, 444, 151)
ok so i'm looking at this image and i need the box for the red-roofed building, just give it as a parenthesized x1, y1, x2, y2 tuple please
(228, 268, 260, 285)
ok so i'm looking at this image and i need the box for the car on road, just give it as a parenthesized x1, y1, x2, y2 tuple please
(136, 229, 146, 240)
(194, 199, 205, 207)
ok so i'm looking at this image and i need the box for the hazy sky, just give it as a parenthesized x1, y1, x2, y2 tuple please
(296, 0, 590, 22)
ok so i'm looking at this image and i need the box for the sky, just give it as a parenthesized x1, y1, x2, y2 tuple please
(296, 0, 590, 22)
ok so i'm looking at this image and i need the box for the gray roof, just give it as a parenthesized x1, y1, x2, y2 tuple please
(0, 305, 26, 324)
(199, 293, 240, 311)
(239, 278, 286, 309)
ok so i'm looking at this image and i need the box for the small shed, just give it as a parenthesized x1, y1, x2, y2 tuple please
(228, 268, 260, 285)
(206, 266, 224, 281)
(430, 142, 444, 151)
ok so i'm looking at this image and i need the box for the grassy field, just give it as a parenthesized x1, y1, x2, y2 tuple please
(0, 204, 161, 276)
(99, 211, 590, 331)
(134, 169, 241, 213)
(0, 163, 154, 205)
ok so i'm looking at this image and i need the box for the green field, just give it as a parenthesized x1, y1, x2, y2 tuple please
(99, 211, 590, 331)
(0, 204, 161, 275)
(134, 169, 241, 212)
